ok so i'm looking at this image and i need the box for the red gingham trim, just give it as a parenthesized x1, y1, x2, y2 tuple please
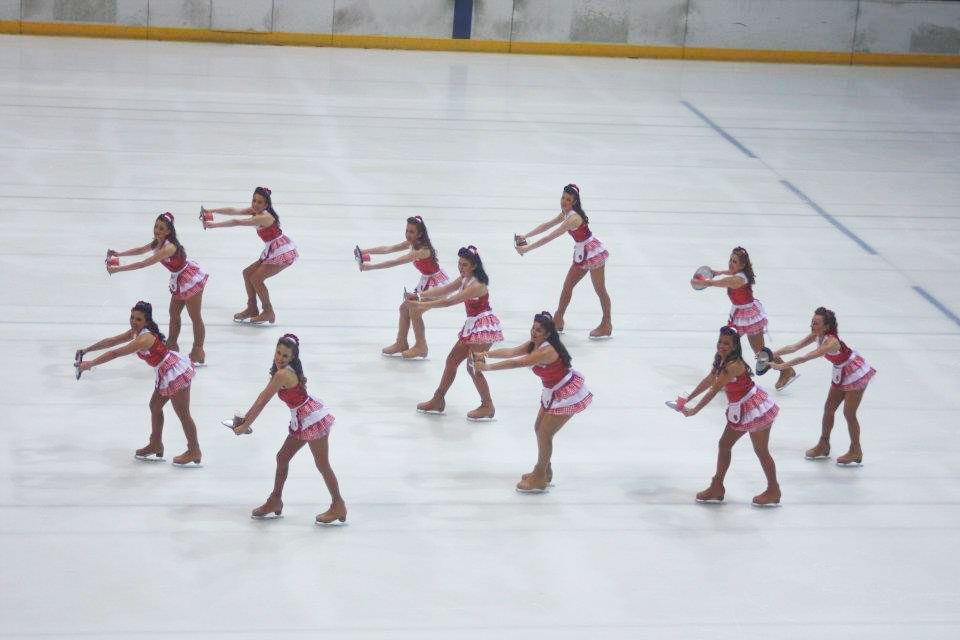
(291, 413, 335, 441)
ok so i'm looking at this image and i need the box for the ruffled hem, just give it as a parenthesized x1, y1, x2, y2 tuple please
(415, 270, 449, 292)
(546, 392, 593, 415)
(156, 352, 194, 397)
(728, 303, 768, 336)
(173, 272, 208, 300)
(460, 330, 504, 345)
(260, 236, 298, 266)
(291, 413, 335, 441)
(834, 367, 876, 391)
(459, 312, 504, 345)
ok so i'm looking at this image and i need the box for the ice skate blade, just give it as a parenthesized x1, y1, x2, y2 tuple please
(836, 459, 863, 467)
(466, 415, 495, 422)
(315, 519, 347, 527)
(171, 460, 203, 468)
(191, 362, 207, 369)
(751, 500, 782, 508)
(588, 334, 613, 341)
(250, 513, 282, 520)
(400, 354, 429, 361)
(695, 497, 724, 504)
(665, 400, 682, 411)
(416, 408, 444, 415)
(381, 351, 403, 358)
(775, 373, 801, 392)
(804, 454, 831, 460)
(221, 419, 252, 434)
(515, 486, 549, 494)
(134, 454, 165, 462)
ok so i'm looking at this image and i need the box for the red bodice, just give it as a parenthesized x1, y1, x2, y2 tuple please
(159, 241, 186, 272)
(136, 332, 169, 367)
(464, 292, 491, 316)
(724, 373, 753, 402)
(819, 334, 852, 365)
(566, 213, 592, 242)
(532, 356, 568, 388)
(726, 274, 754, 305)
(278, 384, 308, 408)
(414, 254, 441, 275)
(257, 223, 282, 242)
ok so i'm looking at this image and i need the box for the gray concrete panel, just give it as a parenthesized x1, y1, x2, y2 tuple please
(471, 0, 513, 41)
(510, 0, 685, 45)
(22, 0, 148, 24)
(510, 0, 577, 42)
(273, 0, 334, 34)
(625, 0, 687, 45)
(686, 0, 859, 51)
(147, 0, 211, 29)
(333, 0, 454, 38)
(855, 0, 960, 54)
(211, 0, 270, 32)
(0, 0, 19, 20)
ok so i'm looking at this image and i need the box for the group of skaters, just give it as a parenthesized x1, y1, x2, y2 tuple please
(74, 183, 875, 522)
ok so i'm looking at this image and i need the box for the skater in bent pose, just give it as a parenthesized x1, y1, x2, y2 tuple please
(769, 307, 876, 465)
(676, 326, 781, 507)
(230, 334, 346, 525)
(514, 184, 612, 339)
(357, 215, 449, 359)
(202, 186, 297, 325)
(106, 212, 209, 364)
(473, 311, 592, 493)
(407, 245, 503, 421)
(75, 301, 202, 466)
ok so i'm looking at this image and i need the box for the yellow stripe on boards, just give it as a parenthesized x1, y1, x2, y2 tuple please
(3, 21, 959, 69)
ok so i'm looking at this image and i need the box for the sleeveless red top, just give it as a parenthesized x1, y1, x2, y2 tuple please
(726, 273, 755, 305)
(819, 333, 852, 365)
(724, 373, 753, 402)
(136, 332, 169, 367)
(465, 292, 491, 316)
(532, 354, 568, 388)
(278, 384, 308, 408)
(565, 212, 592, 242)
(414, 254, 440, 275)
(158, 241, 186, 272)
(257, 222, 282, 242)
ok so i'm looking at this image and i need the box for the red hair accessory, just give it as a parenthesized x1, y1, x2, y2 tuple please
(413, 215, 423, 223)
(256, 186, 272, 196)
(565, 183, 579, 194)
(161, 212, 174, 223)
(467, 245, 478, 254)
(281, 333, 299, 344)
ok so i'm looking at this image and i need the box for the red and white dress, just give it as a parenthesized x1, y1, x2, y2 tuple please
(278, 376, 335, 441)
(726, 273, 768, 336)
(413, 254, 449, 293)
(136, 328, 195, 397)
(458, 278, 504, 345)
(723, 371, 778, 432)
(257, 222, 298, 267)
(820, 333, 876, 391)
(531, 345, 592, 415)
(158, 242, 208, 301)
(566, 211, 608, 271)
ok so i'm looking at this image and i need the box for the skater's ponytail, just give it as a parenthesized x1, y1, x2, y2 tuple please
(528, 311, 572, 368)
(150, 212, 186, 259)
(254, 186, 279, 224)
(563, 183, 589, 225)
(271, 333, 307, 386)
(815, 306, 838, 335)
(712, 326, 751, 377)
(132, 301, 165, 342)
(407, 215, 436, 259)
(731, 246, 755, 285)
(458, 245, 489, 285)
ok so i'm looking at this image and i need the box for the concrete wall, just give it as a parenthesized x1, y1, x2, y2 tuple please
(2, 0, 959, 61)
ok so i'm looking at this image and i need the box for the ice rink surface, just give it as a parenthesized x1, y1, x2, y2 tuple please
(1, 34, 959, 639)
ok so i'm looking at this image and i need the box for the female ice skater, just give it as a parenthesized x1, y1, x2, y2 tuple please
(357, 215, 449, 359)
(75, 301, 202, 466)
(229, 334, 346, 524)
(106, 212, 208, 365)
(769, 307, 876, 465)
(514, 184, 612, 339)
(201, 186, 298, 325)
(473, 311, 592, 493)
(407, 246, 503, 420)
(676, 326, 781, 506)
(691, 246, 798, 390)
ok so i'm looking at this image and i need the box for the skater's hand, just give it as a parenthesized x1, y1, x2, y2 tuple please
(515, 244, 528, 256)
(75, 361, 93, 372)
(681, 404, 699, 417)
(674, 396, 687, 411)
(358, 263, 368, 272)
(768, 362, 786, 371)
(106, 264, 120, 274)
(106, 249, 119, 257)
(232, 417, 249, 435)
(691, 275, 707, 286)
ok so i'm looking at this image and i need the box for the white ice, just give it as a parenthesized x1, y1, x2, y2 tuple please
(1, 35, 959, 639)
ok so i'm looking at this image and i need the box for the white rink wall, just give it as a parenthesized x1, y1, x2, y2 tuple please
(1, 0, 958, 56)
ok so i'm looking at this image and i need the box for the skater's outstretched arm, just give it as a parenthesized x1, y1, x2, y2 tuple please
(361, 247, 429, 271)
(772, 336, 837, 370)
(683, 362, 742, 416)
(362, 240, 410, 256)
(202, 206, 255, 216)
(78, 332, 154, 370)
(690, 273, 748, 289)
(107, 243, 152, 258)
(234, 368, 296, 434)
(409, 280, 484, 311)
(203, 212, 273, 230)
(771, 333, 817, 358)
(474, 344, 555, 372)
(484, 342, 531, 359)
(516, 214, 580, 256)
(517, 213, 564, 242)
(79, 329, 137, 355)
(107, 242, 176, 274)
(412, 277, 462, 302)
